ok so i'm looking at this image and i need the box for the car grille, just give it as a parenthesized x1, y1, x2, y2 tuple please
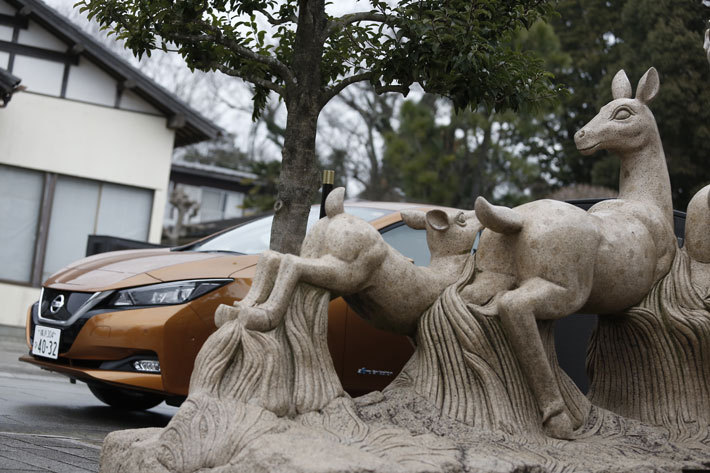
(30, 301, 89, 354)
(39, 288, 93, 322)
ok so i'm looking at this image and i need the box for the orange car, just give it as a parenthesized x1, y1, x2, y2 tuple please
(20, 202, 442, 410)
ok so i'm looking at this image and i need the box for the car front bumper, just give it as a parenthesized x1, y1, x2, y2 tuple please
(22, 297, 216, 398)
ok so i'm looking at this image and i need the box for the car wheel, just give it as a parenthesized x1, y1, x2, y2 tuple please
(88, 383, 165, 410)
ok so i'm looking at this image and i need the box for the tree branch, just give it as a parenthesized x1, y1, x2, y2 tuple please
(322, 72, 373, 104)
(213, 64, 285, 96)
(374, 83, 409, 95)
(173, 24, 295, 85)
(257, 8, 297, 26)
(325, 11, 393, 38)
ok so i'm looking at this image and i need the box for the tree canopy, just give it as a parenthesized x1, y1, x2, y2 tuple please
(381, 20, 570, 208)
(79, 0, 561, 253)
(550, 0, 710, 209)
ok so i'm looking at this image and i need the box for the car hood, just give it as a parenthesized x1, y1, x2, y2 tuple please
(44, 248, 260, 292)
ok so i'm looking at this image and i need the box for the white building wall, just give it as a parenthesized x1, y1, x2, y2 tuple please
(119, 89, 161, 115)
(16, 20, 67, 52)
(65, 57, 118, 107)
(0, 283, 39, 328)
(0, 92, 174, 242)
(12, 55, 64, 95)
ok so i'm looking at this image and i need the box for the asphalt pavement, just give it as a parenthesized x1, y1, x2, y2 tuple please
(0, 324, 175, 472)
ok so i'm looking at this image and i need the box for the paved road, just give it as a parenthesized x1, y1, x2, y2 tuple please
(0, 325, 176, 472)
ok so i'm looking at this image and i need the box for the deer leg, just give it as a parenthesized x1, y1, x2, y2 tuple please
(241, 250, 283, 307)
(240, 252, 380, 331)
(497, 277, 589, 440)
(215, 251, 283, 328)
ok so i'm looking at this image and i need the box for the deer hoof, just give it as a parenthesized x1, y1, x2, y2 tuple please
(215, 303, 241, 328)
(543, 410, 575, 440)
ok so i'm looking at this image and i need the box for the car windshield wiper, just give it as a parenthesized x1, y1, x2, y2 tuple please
(194, 249, 246, 255)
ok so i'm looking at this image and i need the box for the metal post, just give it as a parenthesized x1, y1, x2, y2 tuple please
(319, 170, 335, 219)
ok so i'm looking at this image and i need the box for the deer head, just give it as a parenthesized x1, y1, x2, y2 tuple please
(401, 209, 479, 258)
(574, 67, 660, 156)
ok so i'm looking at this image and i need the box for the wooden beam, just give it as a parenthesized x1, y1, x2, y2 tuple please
(168, 113, 186, 129)
(69, 43, 84, 55)
(0, 40, 79, 65)
(120, 78, 137, 90)
(17, 6, 32, 17)
(0, 13, 28, 28)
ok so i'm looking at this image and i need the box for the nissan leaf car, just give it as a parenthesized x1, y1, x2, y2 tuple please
(20, 201, 440, 410)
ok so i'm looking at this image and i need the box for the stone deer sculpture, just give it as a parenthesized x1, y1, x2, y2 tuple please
(462, 67, 677, 440)
(216, 187, 480, 336)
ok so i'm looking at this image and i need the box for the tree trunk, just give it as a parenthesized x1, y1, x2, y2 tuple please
(269, 0, 326, 255)
(270, 103, 320, 254)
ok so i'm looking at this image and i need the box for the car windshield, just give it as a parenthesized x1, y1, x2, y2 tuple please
(186, 206, 394, 255)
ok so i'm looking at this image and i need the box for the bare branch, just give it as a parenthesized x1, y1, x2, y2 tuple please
(257, 8, 297, 26)
(374, 83, 409, 95)
(322, 72, 373, 104)
(325, 11, 393, 38)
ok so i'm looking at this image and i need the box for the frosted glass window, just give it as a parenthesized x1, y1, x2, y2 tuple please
(12, 56, 64, 96)
(0, 51, 9, 69)
(95, 183, 152, 241)
(201, 189, 226, 222)
(0, 25, 13, 42)
(42, 176, 99, 281)
(65, 58, 117, 107)
(224, 192, 245, 218)
(0, 165, 43, 282)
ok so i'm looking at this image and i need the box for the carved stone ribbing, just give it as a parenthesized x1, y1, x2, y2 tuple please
(588, 248, 710, 441)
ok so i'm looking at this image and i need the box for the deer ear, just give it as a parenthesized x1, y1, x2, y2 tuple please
(635, 67, 659, 104)
(611, 70, 632, 99)
(426, 209, 449, 231)
(400, 210, 427, 230)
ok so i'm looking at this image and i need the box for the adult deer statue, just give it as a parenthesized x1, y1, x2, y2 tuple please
(462, 67, 677, 440)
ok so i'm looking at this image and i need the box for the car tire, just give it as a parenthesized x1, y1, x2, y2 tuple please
(88, 383, 165, 410)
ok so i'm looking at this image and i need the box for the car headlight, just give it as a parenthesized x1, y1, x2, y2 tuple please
(105, 279, 232, 307)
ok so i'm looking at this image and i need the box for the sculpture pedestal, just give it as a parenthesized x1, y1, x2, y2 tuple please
(100, 255, 710, 472)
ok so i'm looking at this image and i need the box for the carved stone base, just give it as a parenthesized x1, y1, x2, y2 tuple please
(100, 395, 461, 473)
(100, 255, 710, 472)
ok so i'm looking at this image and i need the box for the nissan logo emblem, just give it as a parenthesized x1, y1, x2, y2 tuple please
(49, 295, 65, 314)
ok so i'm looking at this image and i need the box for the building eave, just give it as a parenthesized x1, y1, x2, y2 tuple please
(170, 161, 260, 193)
